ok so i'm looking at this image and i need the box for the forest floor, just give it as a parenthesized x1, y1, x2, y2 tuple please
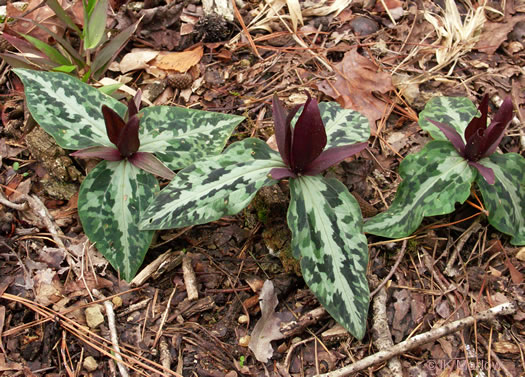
(0, 0, 524, 376)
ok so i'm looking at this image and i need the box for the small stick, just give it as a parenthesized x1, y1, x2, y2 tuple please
(182, 254, 199, 301)
(0, 191, 28, 211)
(370, 240, 407, 298)
(478, 334, 514, 377)
(444, 218, 481, 277)
(315, 302, 516, 377)
(159, 337, 171, 370)
(28, 194, 65, 249)
(92, 289, 129, 377)
(130, 249, 182, 286)
(152, 287, 176, 348)
(117, 298, 151, 318)
(378, 0, 397, 25)
(370, 276, 402, 377)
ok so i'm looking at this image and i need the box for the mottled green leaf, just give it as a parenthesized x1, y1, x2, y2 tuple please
(319, 102, 370, 148)
(78, 160, 158, 281)
(139, 105, 245, 170)
(140, 138, 285, 230)
(288, 175, 369, 339)
(364, 141, 476, 238)
(477, 153, 525, 245)
(419, 96, 478, 141)
(14, 69, 126, 149)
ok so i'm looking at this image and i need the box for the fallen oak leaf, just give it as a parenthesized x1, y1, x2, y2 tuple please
(248, 280, 284, 363)
(154, 45, 204, 73)
(316, 48, 393, 135)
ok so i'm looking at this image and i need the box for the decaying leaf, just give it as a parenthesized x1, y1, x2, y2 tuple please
(117, 49, 160, 73)
(286, 0, 303, 32)
(248, 280, 284, 363)
(153, 46, 204, 73)
(317, 48, 393, 134)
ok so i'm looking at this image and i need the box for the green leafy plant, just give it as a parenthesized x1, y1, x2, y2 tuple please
(2, 0, 137, 81)
(140, 95, 371, 339)
(365, 95, 524, 245)
(14, 68, 244, 280)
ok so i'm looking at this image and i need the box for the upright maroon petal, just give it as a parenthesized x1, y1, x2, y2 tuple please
(117, 115, 140, 157)
(290, 96, 327, 173)
(427, 119, 466, 155)
(464, 94, 489, 143)
(304, 143, 367, 176)
(102, 105, 126, 146)
(272, 95, 292, 166)
(481, 96, 514, 157)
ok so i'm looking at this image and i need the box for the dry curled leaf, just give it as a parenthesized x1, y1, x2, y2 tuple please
(317, 48, 393, 134)
(248, 280, 284, 363)
(118, 49, 160, 73)
(154, 46, 204, 73)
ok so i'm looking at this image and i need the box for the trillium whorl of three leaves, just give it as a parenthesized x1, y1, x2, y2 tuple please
(366, 94, 524, 245)
(288, 176, 369, 340)
(141, 98, 371, 339)
(15, 68, 244, 280)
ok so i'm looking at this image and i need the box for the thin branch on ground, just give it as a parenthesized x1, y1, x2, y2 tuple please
(444, 218, 481, 277)
(370, 240, 407, 298)
(315, 302, 517, 377)
(0, 191, 28, 211)
(478, 333, 515, 377)
(182, 254, 199, 301)
(92, 289, 129, 377)
(370, 275, 403, 377)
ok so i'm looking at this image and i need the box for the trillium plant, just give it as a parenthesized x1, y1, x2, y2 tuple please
(140, 95, 371, 340)
(15, 68, 244, 280)
(365, 95, 525, 245)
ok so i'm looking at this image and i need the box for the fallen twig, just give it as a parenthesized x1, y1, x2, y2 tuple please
(24, 194, 66, 250)
(478, 333, 514, 377)
(92, 289, 129, 377)
(370, 275, 402, 377)
(0, 190, 28, 211)
(444, 218, 481, 277)
(370, 240, 407, 298)
(316, 301, 517, 377)
(182, 254, 199, 301)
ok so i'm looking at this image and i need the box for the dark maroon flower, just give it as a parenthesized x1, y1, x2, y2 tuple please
(71, 90, 175, 180)
(269, 94, 367, 180)
(427, 95, 513, 185)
